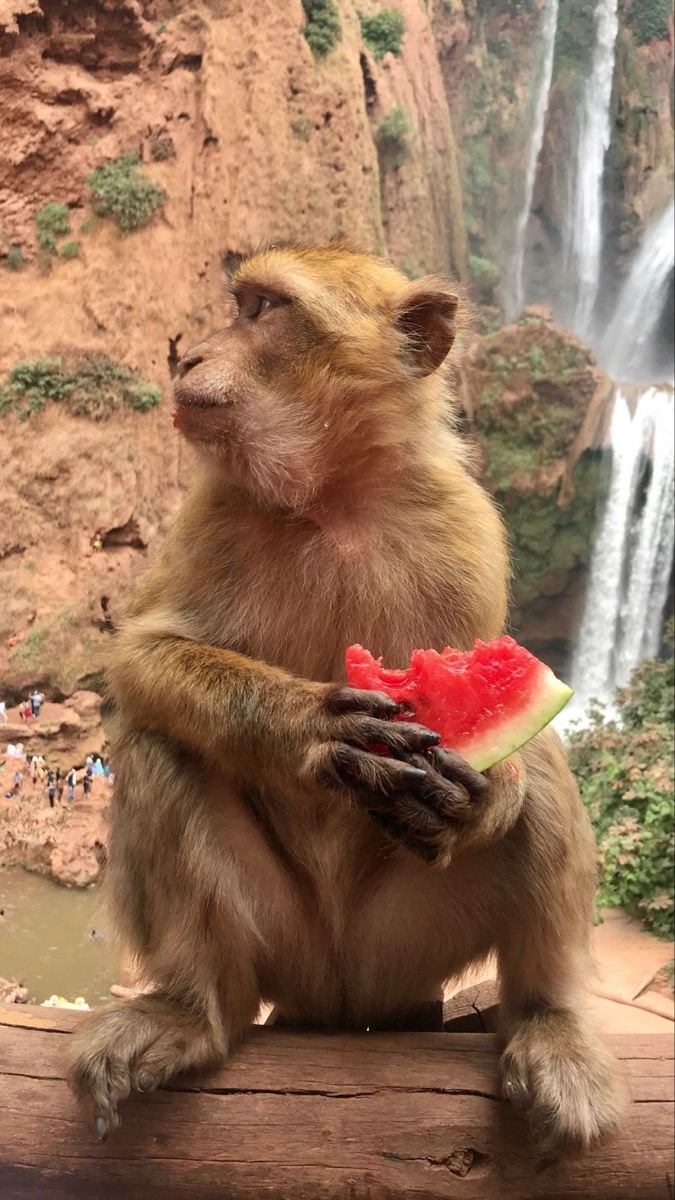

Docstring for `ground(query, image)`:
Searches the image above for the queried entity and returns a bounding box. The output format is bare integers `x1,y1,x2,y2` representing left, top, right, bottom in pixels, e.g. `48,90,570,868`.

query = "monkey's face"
173,244,459,509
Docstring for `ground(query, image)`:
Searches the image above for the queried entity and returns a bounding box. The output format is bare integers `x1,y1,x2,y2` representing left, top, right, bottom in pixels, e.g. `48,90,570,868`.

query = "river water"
0,867,116,1005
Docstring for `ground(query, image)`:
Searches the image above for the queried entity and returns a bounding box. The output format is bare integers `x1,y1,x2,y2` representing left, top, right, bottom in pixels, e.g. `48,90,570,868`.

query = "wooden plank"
0,1007,672,1199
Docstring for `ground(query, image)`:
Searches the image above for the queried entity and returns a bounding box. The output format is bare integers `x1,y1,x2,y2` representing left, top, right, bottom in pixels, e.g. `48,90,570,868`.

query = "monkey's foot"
501,1010,628,1154
67,995,225,1137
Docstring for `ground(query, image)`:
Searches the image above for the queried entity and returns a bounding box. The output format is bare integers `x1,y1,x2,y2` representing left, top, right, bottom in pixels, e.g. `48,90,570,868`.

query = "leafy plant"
88,156,167,232
36,203,70,253
359,9,405,60
568,645,675,939
0,354,161,421
624,0,671,44
301,0,341,57
376,105,412,168
150,135,175,161
5,245,25,271
60,240,80,259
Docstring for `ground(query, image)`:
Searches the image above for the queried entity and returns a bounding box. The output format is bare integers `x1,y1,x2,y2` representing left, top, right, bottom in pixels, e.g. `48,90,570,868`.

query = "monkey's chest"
207,534,453,682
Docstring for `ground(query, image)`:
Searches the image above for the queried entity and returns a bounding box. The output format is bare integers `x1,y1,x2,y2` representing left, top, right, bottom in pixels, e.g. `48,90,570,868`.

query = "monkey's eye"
247,295,273,320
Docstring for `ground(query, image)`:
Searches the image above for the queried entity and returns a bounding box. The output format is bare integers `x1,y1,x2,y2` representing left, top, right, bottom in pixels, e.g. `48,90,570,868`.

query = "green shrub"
376,105,412,168
88,156,167,232
568,648,675,939
5,245,25,271
36,203,70,252
625,0,671,44
359,9,405,60
0,353,161,421
60,240,80,259
302,0,341,57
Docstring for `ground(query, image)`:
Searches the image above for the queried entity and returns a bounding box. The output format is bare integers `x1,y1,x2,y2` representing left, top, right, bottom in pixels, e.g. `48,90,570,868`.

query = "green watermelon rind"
457,671,574,771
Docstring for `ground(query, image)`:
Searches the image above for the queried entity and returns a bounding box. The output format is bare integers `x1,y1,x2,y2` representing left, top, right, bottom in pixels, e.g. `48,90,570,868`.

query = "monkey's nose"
176,351,205,380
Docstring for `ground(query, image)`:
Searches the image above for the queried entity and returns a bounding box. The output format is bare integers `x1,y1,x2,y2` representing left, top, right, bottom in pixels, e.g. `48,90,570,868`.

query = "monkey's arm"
107,612,442,794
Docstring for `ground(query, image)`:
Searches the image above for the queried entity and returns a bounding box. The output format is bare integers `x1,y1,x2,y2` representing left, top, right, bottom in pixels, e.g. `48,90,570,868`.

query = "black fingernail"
95,1116,108,1141
425,732,441,745
403,766,427,782
137,1070,155,1092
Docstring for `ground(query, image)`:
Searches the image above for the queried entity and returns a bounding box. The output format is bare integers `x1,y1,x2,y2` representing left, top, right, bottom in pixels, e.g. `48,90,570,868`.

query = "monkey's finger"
326,743,428,797
325,686,400,719
428,747,490,799
369,806,454,866
339,715,441,755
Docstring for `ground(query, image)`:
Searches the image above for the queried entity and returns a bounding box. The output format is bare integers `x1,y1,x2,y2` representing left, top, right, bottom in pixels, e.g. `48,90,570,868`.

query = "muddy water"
0,867,117,1005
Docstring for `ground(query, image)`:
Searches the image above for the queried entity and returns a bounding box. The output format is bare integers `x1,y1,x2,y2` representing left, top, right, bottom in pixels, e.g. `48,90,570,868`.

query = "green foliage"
36,203,70,253
553,0,596,73
0,354,161,422
5,245,25,271
568,650,675,939
60,240,80,260
301,0,341,57
624,0,671,44
15,627,47,667
359,9,405,60
291,115,314,141
88,156,167,232
376,105,412,168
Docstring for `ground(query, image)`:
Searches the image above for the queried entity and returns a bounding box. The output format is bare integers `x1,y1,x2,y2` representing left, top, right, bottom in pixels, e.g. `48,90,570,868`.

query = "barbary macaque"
68,243,626,1150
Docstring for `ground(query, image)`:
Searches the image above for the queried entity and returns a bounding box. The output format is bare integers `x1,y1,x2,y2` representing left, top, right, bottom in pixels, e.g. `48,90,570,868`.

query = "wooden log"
0,1006,672,1199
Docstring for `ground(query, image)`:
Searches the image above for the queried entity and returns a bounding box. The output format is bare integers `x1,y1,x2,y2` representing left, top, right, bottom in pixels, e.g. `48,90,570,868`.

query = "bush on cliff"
36,203,71,253
302,0,341,57
568,636,675,940
359,10,405,60
88,156,166,232
376,106,412,168
0,354,161,421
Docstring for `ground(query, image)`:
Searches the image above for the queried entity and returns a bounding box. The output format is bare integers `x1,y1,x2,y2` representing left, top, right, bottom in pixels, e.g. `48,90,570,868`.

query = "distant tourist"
21,700,32,722
56,768,64,803
0,700,6,724
29,755,39,783
82,772,92,797
66,767,77,802
30,689,43,719
47,770,56,808
12,769,22,796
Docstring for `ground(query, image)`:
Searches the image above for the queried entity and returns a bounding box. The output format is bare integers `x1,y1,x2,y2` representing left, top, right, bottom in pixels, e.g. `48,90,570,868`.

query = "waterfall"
560,0,619,337
600,202,675,381
570,388,675,711
504,0,559,322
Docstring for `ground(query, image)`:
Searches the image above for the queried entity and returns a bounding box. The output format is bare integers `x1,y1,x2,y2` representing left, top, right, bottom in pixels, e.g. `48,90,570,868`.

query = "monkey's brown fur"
68,243,626,1151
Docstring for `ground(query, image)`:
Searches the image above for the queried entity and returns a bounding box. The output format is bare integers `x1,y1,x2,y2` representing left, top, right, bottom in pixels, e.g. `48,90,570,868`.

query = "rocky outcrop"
461,312,614,674
0,769,108,887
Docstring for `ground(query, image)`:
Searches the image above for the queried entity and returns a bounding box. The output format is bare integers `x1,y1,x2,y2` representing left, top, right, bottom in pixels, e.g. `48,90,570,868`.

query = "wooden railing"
0,997,672,1199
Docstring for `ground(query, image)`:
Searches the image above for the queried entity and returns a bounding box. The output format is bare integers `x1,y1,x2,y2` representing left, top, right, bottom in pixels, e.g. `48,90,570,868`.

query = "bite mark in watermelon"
345,636,573,772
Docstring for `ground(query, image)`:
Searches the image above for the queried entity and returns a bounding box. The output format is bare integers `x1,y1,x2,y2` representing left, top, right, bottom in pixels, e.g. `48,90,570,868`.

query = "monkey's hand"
303,685,447,803
361,749,526,868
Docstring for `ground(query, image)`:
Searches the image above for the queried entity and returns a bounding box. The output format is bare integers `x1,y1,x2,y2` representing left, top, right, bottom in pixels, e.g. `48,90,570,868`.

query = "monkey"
68,242,626,1152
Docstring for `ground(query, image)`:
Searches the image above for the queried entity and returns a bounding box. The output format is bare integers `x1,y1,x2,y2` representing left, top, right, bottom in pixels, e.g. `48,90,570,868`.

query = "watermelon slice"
344,636,573,772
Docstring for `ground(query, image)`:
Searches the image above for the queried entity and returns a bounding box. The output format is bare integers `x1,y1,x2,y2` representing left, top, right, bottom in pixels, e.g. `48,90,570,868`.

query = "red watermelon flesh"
344,636,573,772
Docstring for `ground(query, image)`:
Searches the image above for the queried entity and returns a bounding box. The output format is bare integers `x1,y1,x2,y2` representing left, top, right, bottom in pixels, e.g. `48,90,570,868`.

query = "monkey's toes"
428,747,489,799
324,686,399,718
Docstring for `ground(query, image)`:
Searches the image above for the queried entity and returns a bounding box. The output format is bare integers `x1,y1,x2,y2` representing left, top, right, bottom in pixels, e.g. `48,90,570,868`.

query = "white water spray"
600,202,675,381
570,387,675,712
560,0,619,337
504,0,559,322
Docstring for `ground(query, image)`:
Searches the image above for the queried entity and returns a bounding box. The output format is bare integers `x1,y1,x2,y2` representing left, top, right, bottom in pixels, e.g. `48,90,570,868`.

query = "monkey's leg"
67,732,261,1137
496,738,628,1154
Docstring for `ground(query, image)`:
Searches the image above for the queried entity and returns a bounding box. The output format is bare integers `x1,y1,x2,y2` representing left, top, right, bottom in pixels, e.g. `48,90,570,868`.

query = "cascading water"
600,202,675,382
569,388,675,712
504,0,559,322
560,0,619,337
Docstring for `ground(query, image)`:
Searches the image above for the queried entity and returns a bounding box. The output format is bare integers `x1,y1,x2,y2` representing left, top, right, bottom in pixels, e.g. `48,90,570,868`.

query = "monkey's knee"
67,994,227,1138
501,1009,628,1154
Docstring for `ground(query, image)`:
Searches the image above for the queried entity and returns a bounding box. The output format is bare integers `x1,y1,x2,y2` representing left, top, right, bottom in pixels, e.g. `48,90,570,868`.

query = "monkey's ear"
393,280,459,376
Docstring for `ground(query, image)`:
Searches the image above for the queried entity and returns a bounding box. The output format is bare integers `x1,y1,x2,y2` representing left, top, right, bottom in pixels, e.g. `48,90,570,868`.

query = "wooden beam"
0,1006,672,1199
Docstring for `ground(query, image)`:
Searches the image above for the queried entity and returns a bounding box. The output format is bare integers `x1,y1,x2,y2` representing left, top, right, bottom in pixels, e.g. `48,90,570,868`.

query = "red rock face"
0,0,469,697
